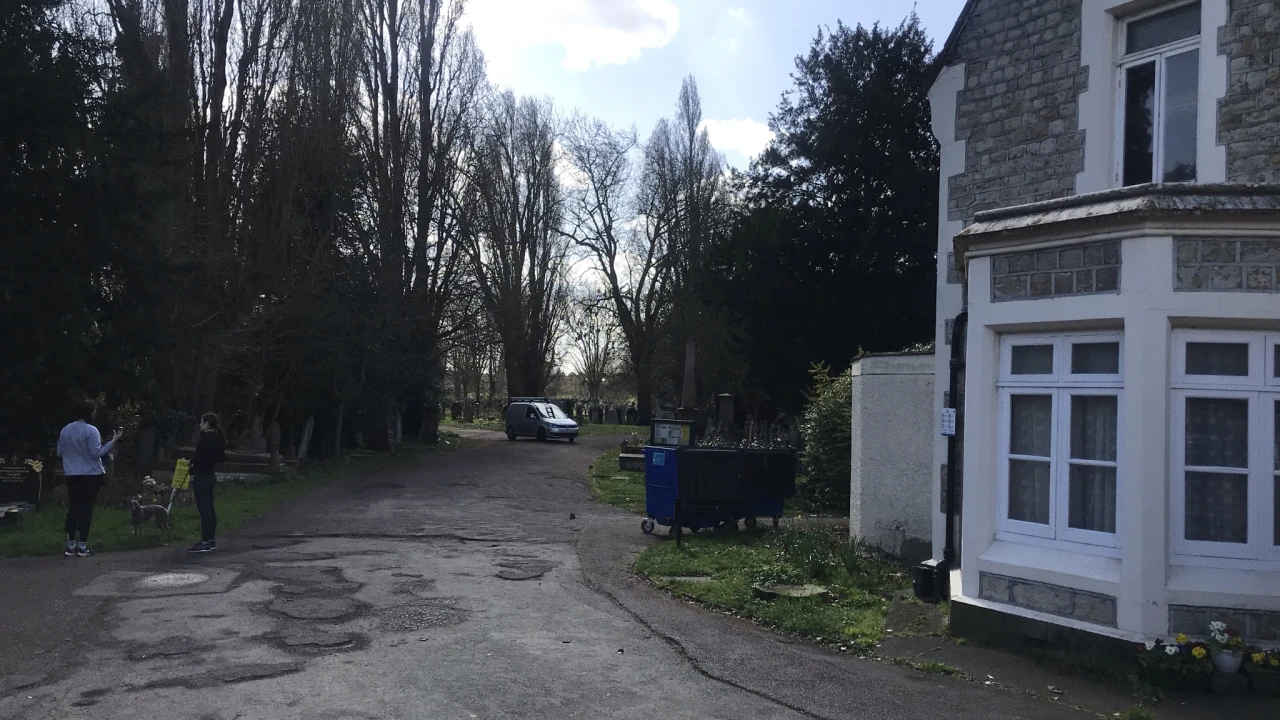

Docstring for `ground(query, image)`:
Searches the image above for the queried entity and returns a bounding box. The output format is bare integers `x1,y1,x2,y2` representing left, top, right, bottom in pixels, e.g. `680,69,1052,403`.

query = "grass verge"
633,524,909,652
0,433,468,558
587,448,646,513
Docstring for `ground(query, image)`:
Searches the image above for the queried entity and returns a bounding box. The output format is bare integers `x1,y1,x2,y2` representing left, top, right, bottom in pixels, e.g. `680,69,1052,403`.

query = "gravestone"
625,407,638,425
0,457,41,508
463,402,474,423
450,402,462,421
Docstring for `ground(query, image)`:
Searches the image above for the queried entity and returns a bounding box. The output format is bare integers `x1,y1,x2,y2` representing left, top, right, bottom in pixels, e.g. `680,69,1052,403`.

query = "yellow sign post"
171,458,191,490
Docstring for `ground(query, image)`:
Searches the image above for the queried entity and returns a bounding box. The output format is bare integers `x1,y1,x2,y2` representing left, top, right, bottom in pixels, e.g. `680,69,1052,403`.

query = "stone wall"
991,241,1121,301
1169,604,1280,641
1175,237,1280,292
1220,0,1280,183
979,572,1118,627
947,0,1088,223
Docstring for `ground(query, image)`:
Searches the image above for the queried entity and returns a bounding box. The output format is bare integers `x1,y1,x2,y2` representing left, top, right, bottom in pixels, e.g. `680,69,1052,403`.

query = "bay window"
1118,2,1200,186
1172,331,1280,563
998,334,1123,552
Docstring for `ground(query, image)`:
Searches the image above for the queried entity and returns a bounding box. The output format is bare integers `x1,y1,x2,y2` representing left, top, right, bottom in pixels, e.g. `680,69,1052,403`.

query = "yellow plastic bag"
171,458,191,490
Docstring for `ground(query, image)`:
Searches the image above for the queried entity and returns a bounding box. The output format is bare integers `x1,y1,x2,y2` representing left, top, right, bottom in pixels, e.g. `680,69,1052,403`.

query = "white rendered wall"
960,229,1280,640
849,353,936,561
929,63,967,561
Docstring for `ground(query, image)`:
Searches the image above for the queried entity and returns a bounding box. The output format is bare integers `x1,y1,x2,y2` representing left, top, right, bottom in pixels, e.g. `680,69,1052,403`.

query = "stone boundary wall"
1174,237,1280,292
990,241,1121,301
979,571,1118,627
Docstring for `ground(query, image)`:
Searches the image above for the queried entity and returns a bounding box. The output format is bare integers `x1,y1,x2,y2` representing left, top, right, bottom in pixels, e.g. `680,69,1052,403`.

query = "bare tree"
562,76,723,422
464,92,567,397
565,289,618,402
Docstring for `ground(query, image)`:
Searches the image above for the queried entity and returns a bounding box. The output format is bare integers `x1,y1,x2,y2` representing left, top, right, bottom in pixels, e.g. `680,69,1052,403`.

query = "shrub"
799,363,852,512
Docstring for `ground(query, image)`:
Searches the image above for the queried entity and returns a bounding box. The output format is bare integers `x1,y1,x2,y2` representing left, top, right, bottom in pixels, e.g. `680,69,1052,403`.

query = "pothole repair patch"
269,597,361,620
376,603,468,631
277,627,361,649
138,572,210,588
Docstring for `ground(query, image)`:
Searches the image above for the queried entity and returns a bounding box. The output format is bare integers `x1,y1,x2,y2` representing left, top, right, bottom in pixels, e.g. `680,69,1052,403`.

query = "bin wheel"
745,517,758,529
772,516,780,528
667,525,680,538
689,526,701,534
641,519,655,534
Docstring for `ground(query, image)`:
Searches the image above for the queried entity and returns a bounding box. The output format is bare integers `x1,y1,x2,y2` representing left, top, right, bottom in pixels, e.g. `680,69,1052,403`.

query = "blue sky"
465,0,968,169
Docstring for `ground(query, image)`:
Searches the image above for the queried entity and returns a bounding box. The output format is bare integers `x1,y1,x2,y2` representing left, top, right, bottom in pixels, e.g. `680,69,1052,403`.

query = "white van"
504,398,579,442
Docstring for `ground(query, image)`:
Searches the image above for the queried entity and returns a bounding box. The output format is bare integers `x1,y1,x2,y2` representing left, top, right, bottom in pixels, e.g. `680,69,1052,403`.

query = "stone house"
927,0,1280,651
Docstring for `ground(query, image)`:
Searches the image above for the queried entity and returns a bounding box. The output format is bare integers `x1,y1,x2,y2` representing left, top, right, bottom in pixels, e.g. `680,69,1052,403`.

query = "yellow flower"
1192,646,1207,659
1175,633,1189,644
1253,653,1266,664
1271,657,1279,667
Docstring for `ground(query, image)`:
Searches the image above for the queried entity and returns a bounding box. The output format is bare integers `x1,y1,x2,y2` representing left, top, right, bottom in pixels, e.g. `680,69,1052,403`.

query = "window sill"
979,538,1122,596
1167,563,1280,606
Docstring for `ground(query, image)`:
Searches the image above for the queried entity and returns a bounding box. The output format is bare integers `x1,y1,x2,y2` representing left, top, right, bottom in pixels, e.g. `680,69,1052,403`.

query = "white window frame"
997,333,1124,556
1113,1,1202,187
1170,331,1280,567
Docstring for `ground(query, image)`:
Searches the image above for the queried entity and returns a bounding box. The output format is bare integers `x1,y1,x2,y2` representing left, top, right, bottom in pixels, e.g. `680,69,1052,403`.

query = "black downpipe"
939,311,968,589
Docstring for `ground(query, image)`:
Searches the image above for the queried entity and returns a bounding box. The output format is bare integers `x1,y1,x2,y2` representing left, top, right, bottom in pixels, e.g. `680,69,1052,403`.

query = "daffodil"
1192,646,1207,659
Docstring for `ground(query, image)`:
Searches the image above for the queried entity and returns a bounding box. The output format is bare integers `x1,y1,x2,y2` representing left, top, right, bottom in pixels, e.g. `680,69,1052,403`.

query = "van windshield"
535,404,567,420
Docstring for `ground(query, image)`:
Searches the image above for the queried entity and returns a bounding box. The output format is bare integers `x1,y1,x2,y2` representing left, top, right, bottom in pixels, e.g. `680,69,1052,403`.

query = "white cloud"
467,0,679,82
727,7,747,21
700,118,773,162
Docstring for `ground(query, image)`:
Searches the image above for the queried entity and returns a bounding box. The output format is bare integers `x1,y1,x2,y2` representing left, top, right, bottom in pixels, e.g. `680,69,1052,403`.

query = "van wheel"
506,426,516,441
536,428,547,442
568,436,575,443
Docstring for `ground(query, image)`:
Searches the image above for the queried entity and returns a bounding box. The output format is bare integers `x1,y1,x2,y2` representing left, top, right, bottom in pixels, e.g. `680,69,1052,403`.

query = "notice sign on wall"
651,421,693,447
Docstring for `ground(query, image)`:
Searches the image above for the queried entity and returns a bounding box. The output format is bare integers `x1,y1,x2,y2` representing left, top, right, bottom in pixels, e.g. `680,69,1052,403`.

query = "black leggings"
192,474,217,542
64,475,104,543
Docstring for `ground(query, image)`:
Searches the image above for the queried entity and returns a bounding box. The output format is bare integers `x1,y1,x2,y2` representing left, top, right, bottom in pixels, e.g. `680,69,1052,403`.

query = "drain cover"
138,572,210,588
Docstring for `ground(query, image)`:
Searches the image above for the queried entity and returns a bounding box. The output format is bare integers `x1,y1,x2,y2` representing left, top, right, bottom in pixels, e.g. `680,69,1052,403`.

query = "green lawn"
587,448,647,513
0,433,469,558
441,417,638,437
633,524,909,652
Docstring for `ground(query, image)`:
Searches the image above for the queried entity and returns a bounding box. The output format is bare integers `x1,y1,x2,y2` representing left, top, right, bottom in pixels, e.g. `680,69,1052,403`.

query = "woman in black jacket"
188,413,226,553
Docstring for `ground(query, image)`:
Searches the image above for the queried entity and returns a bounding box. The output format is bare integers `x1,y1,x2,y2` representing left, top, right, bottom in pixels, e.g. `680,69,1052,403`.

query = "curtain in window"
1068,396,1118,533
1184,397,1249,543
1009,395,1052,524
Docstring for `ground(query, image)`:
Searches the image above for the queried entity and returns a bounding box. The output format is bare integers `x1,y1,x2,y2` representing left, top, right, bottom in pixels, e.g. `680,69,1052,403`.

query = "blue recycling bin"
640,446,793,538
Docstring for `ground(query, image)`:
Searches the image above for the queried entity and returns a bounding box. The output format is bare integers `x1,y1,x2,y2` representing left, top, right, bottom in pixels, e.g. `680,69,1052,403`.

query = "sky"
463,0,968,169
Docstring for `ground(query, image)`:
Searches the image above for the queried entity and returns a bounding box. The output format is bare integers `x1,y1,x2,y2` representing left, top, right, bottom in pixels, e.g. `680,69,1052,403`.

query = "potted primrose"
1245,649,1280,698
1208,621,1246,673
1136,635,1214,693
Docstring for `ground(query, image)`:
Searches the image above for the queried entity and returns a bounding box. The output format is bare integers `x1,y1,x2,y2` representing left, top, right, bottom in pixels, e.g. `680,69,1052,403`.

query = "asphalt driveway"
0,431,1091,720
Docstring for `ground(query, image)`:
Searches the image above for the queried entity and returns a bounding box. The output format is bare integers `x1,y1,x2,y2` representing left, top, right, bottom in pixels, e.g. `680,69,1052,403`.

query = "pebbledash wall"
929,0,1280,645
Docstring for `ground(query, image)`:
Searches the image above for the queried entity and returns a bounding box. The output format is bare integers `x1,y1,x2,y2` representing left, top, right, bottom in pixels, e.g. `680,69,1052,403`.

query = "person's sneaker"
64,542,76,557
75,544,93,557
206,541,217,552
187,541,213,554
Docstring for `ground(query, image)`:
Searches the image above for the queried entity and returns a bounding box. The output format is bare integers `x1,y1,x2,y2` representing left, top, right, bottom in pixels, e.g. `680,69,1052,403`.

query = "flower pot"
1249,672,1280,698
1144,668,1211,693
1210,671,1250,695
1212,650,1244,673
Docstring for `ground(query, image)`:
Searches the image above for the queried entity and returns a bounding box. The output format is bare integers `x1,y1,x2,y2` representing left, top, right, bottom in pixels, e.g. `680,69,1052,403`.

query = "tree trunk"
635,367,654,425
332,402,345,460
